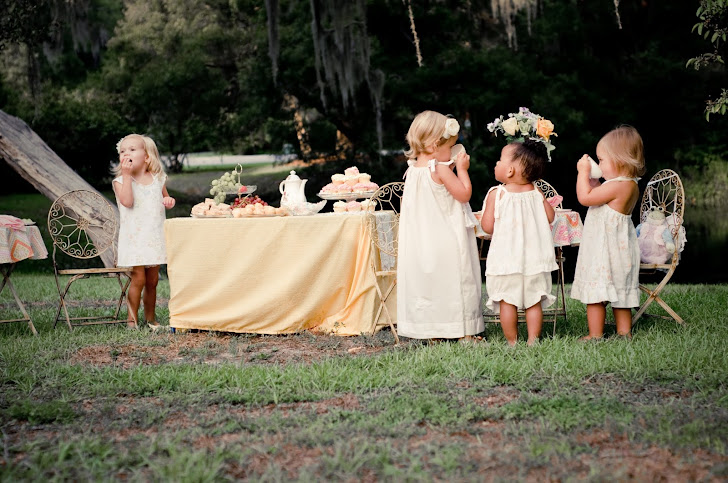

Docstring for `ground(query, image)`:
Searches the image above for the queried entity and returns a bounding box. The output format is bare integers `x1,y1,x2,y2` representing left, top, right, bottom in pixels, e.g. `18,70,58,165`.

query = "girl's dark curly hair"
511,139,548,182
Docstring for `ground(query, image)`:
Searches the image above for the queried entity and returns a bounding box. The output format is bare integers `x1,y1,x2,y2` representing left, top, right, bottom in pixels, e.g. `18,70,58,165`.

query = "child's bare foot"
579,335,603,342
614,332,632,340
126,321,139,330
459,335,485,345
527,337,540,346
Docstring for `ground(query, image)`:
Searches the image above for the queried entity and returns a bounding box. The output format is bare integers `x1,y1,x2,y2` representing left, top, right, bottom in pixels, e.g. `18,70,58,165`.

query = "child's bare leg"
127,266,146,327
613,307,632,337
582,302,606,340
524,303,543,345
499,302,518,346
142,266,160,325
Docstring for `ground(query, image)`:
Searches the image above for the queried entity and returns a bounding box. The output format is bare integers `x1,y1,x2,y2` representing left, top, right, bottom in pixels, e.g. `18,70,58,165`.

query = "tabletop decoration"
487,107,557,161
318,166,379,202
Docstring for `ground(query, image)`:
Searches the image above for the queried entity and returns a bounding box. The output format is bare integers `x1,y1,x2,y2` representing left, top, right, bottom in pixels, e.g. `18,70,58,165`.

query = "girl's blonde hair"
112,134,165,177
404,110,451,159
597,125,646,177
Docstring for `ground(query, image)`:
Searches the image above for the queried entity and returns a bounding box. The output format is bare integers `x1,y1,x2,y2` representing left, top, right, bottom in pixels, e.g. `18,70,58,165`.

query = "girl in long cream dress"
397,111,484,341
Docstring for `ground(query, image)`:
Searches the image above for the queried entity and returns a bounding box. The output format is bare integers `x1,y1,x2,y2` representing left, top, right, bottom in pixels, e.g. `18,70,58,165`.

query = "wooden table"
164,213,393,335
0,224,48,335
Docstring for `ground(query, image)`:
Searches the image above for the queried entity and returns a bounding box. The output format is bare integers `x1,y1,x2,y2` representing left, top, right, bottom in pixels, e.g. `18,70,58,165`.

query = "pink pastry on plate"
336,184,353,193
344,166,359,176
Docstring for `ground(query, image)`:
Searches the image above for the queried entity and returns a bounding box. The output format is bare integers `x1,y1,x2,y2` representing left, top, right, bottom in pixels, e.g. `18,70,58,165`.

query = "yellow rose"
536,118,555,140
501,117,518,137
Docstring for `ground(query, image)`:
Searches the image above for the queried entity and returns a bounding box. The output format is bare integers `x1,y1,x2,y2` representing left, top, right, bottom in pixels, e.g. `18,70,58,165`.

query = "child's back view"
397,111,484,341
481,140,558,345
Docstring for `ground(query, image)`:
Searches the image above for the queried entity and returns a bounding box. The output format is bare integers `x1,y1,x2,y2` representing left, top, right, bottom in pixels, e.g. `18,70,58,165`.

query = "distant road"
185,153,297,167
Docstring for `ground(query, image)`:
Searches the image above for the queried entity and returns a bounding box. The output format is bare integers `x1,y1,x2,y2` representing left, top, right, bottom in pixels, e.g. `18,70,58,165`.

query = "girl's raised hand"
455,151,470,172
120,159,133,177
162,196,176,209
576,154,591,174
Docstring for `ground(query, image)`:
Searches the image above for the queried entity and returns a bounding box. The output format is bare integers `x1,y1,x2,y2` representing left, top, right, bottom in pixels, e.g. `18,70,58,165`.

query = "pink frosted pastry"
358,173,371,183
333,201,347,213
344,166,359,176
346,201,362,212
360,199,375,212
320,183,336,193
344,175,358,186
365,182,379,191
336,184,353,193
331,173,345,185
352,182,370,192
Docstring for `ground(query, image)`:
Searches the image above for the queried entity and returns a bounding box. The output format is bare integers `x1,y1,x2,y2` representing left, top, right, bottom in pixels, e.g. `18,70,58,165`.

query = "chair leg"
372,276,398,343
633,266,682,325
113,273,132,322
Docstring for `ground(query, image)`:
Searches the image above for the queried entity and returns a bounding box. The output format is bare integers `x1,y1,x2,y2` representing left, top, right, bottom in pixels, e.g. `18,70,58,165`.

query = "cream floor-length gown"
396,162,484,339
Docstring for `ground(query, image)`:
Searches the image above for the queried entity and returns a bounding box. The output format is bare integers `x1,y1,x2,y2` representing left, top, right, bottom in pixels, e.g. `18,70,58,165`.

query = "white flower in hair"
442,118,460,139
115,137,126,154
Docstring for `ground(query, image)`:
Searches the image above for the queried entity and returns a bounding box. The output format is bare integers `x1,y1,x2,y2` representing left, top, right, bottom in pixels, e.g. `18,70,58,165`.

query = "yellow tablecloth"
165,214,392,335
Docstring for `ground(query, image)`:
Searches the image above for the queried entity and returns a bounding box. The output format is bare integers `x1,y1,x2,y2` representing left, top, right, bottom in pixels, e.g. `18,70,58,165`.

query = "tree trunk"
0,109,117,267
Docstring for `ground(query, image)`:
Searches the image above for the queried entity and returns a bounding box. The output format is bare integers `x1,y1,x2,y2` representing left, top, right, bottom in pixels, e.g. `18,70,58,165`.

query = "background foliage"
0,0,726,207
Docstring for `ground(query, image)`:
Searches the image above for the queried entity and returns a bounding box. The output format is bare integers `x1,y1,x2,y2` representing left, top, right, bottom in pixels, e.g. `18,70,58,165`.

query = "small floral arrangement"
487,107,557,161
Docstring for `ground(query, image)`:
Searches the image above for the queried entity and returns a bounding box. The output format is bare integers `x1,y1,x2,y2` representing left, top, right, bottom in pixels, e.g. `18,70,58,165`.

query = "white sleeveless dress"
570,177,640,308
113,174,168,267
484,185,558,312
396,160,484,339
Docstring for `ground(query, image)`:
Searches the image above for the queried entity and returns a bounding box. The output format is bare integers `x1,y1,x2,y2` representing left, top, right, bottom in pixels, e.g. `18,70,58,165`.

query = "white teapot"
279,170,308,205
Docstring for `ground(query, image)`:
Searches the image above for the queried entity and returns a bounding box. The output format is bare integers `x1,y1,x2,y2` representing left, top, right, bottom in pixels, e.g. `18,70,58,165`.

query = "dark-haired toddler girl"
480,139,558,345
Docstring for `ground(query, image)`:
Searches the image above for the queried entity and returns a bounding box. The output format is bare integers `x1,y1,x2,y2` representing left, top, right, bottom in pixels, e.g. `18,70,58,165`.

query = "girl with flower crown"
397,111,484,342
112,134,175,330
480,139,558,346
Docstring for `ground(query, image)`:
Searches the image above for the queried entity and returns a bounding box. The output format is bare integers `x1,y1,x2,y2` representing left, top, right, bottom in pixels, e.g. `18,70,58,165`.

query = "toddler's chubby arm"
162,183,176,209
480,189,496,235
435,150,472,203
113,161,135,208
575,154,620,207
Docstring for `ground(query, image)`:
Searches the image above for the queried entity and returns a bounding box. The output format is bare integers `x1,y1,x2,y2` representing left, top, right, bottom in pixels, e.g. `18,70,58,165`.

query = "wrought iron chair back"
47,190,132,330
363,182,404,343
633,169,686,325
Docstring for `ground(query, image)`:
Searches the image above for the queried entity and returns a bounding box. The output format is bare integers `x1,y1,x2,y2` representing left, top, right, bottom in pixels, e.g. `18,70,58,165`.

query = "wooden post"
0,109,118,267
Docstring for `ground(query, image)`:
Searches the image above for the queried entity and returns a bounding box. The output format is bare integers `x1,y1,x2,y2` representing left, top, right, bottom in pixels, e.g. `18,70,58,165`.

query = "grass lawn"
1,272,727,480
1,193,727,480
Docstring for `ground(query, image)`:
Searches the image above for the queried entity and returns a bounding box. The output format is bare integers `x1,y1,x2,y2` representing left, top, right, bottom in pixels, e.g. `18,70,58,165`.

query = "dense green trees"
1,0,726,198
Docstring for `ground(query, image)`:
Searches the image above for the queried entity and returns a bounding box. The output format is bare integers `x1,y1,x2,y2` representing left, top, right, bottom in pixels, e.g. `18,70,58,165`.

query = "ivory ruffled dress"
113,174,168,267
570,177,641,308
484,185,558,312
396,160,484,339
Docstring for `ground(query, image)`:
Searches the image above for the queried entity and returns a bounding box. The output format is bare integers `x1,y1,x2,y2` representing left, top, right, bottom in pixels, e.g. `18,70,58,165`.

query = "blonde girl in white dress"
481,139,558,346
571,125,646,340
397,111,484,341
112,134,176,329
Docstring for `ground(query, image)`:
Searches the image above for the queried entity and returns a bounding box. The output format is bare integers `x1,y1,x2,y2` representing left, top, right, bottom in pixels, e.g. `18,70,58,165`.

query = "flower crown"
441,118,460,140
487,107,557,161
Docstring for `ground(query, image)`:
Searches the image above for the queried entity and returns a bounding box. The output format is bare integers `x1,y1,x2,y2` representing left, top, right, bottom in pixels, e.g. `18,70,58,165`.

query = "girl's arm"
114,162,135,208
435,152,472,203
575,155,619,207
162,183,176,209
480,189,496,235
542,194,555,224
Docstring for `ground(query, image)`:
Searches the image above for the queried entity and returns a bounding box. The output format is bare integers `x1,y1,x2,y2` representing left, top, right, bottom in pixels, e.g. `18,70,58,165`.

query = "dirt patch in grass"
69,332,407,368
